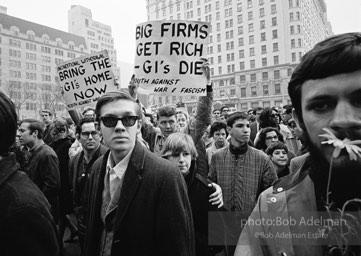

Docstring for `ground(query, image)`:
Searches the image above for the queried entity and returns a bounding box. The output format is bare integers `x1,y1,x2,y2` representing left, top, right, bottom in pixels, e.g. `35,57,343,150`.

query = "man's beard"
303,129,361,174
303,128,361,208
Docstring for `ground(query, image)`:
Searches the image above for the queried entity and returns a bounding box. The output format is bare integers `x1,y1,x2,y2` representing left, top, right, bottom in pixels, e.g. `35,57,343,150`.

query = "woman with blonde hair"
162,133,226,256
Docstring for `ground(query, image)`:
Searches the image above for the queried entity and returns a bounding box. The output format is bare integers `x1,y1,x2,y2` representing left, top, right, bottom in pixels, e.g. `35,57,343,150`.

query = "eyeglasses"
266,135,279,140
100,116,138,128
271,114,278,118
81,131,100,139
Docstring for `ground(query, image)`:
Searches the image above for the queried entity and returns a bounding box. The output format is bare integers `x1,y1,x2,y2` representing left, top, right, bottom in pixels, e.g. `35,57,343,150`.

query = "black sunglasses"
100,116,138,128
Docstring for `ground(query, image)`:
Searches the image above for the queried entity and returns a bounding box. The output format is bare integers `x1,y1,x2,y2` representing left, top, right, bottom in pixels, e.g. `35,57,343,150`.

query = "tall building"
146,0,332,112
0,9,89,119
68,5,120,80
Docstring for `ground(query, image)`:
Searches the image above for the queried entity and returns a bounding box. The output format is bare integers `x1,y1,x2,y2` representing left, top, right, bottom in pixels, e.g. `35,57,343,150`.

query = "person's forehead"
99,99,138,116
159,115,176,121
256,110,263,114
274,149,286,153
42,112,49,116
301,71,361,106
233,118,249,125
215,128,226,133
81,122,96,132
266,131,277,136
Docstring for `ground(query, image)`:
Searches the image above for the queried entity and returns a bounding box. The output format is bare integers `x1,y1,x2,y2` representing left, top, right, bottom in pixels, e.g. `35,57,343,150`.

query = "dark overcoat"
83,142,195,256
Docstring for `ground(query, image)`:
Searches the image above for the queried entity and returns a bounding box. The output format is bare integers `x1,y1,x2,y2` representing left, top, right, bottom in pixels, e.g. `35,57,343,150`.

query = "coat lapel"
112,142,145,233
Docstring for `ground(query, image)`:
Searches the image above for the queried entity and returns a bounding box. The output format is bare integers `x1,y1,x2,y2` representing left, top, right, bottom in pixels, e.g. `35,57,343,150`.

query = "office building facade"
68,5,120,80
0,9,89,119
146,0,332,112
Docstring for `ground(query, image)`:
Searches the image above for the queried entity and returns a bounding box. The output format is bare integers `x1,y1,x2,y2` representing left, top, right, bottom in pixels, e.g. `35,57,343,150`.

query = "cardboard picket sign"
133,20,210,96
57,50,117,111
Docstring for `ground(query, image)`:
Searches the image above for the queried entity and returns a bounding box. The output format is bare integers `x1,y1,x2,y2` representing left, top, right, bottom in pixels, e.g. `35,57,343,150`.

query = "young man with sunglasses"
68,117,107,251
83,92,195,256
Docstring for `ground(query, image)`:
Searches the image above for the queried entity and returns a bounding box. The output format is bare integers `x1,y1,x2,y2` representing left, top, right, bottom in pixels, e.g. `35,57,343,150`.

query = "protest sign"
133,20,210,96
57,50,116,111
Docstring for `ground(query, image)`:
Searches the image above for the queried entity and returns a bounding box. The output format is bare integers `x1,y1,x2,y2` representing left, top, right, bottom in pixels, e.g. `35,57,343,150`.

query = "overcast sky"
1,0,360,65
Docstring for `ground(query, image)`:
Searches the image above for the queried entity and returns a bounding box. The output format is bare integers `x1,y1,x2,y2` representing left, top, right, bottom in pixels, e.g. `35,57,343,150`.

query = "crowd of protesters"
1,32,361,256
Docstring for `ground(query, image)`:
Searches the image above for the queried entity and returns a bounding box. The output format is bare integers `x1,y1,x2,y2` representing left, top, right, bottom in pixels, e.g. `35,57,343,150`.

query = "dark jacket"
29,143,61,221
50,136,74,215
83,142,195,256
0,153,60,256
187,161,226,256
69,144,107,235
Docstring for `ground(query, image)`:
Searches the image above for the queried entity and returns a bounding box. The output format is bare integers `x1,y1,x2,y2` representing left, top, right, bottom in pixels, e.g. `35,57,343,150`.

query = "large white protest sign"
57,50,116,111
133,20,210,96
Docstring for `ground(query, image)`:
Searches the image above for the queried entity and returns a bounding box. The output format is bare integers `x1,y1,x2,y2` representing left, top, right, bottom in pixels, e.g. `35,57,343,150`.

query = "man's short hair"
220,106,229,112
209,121,228,138
288,32,361,124
265,141,288,156
157,106,176,121
50,117,68,134
20,119,44,139
42,109,52,116
95,91,141,122
252,106,264,115
82,107,95,116
0,92,18,155
213,109,220,114
255,127,285,151
75,117,96,135
226,111,249,128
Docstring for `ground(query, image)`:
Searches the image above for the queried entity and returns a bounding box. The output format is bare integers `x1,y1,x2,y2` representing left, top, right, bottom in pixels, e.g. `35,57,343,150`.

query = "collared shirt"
105,149,133,200
29,140,44,153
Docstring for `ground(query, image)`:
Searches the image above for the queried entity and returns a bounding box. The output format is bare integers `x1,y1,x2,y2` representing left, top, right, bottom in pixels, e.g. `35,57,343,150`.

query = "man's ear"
137,118,142,130
226,126,232,135
32,129,39,138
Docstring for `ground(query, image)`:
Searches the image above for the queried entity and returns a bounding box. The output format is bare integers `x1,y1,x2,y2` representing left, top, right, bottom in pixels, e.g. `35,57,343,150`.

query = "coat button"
270,197,277,203
277,187,283,192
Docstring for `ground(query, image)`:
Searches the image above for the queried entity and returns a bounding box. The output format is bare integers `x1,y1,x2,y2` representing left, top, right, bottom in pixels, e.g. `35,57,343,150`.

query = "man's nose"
330,101,361,130
114,120,126,131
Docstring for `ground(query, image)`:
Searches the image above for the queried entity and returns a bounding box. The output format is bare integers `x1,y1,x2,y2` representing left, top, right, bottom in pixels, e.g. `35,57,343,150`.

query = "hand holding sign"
200,57,211,84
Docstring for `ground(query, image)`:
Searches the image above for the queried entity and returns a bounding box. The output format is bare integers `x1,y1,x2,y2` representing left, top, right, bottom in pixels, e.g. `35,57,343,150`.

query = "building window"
239,61,245,70
260,20,265,29
251,86,257,96
271,4,277,14
218,67,222,75
275,83,281,94
239,49,245,58
263,84,269,95
240,75,246,83
230,89,236,95
289,0,293,8
238,37,244,46
248,23,254,32
287,68,293,76
259,8,265,17
247,0,252,8
248,11,253,20
291,39,295,48
292,52,296,62
262,58,267,67
241,88,246,97
249,35,255,44
272,17,277,26
238,26,243,34
218,56,222,63
249,47,255,56
262,72,268,80
237,3,242,11
250,59,255,68
273,55,279,65
290,12,294,21
237,14,243,23
261,45,267,54
272,30,278,38
251,73,256,82
290,26,294,35
274,70,280,79
218,44,221,52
